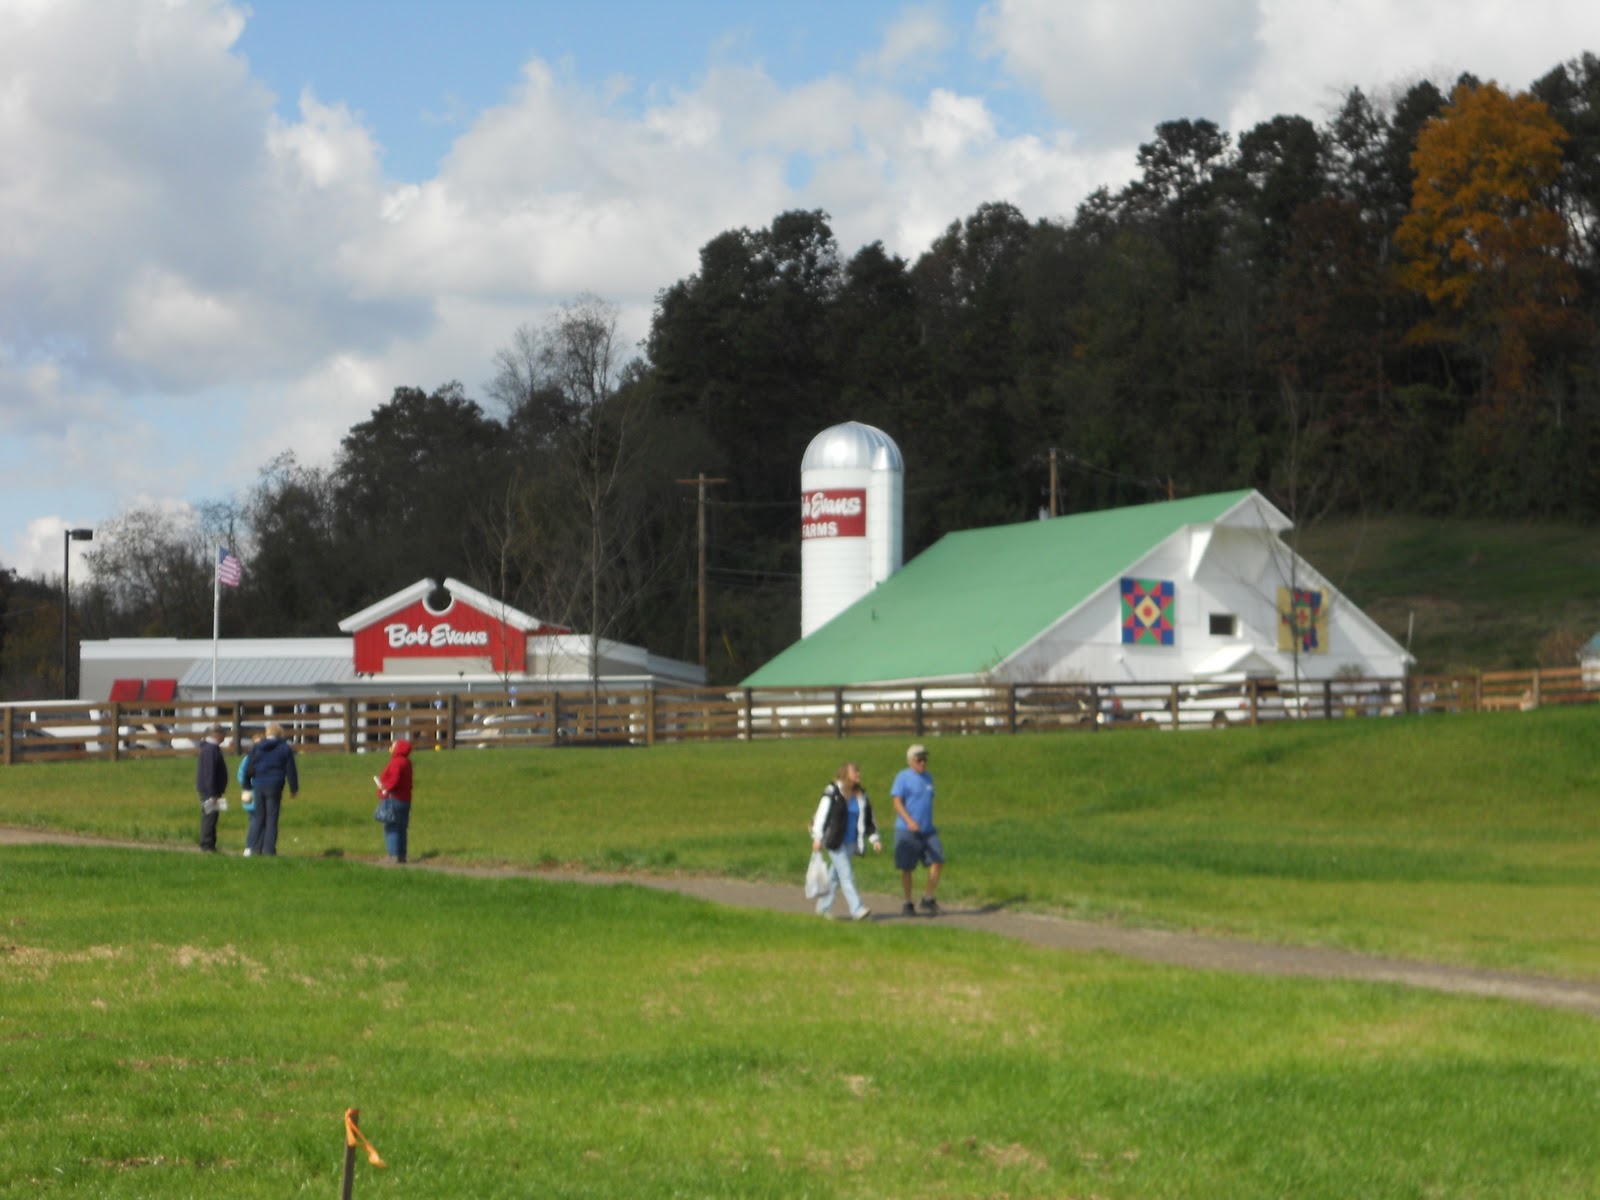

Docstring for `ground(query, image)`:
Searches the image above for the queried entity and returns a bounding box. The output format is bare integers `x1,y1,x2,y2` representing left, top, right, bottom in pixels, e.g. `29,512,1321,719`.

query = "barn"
742,489,1411,689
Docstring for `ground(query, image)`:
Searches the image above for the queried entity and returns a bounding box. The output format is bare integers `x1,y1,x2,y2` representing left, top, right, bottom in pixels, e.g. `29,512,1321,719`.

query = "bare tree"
80,504,217,636
485,323,582,449
486,294,684,719
468,468,573,691
1252,380,1365,696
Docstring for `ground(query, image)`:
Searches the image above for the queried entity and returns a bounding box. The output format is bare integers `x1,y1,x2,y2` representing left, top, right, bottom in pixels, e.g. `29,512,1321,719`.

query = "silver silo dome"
801,421,905,474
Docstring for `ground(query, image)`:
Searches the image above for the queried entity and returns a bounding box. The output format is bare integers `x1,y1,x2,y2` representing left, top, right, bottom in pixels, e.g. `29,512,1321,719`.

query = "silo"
800,421,904,637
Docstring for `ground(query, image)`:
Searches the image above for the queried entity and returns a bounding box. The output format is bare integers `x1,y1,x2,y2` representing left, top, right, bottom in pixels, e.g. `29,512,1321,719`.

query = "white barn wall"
999,523,1409,684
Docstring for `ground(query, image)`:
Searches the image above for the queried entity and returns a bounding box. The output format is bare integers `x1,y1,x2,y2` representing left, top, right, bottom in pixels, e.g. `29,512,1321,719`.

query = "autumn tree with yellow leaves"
1395,81,1582,406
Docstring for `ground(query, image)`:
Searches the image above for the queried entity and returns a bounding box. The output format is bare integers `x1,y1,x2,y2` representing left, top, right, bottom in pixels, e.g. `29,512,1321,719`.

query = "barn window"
1209,613,1237,637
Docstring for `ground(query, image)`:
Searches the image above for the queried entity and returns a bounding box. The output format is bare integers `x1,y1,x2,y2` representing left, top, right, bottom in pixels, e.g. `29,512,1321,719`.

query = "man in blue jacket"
243,722,299,857
194,725,229,852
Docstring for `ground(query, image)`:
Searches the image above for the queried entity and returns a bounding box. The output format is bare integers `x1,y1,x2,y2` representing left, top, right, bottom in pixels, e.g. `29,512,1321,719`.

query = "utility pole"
675,474,726,668
61,527,93,699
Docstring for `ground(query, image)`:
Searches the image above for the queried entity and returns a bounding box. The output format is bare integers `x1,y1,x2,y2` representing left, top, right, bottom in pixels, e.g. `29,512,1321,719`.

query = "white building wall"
800,464,877,638
79,634,705,702
999,525,1409,684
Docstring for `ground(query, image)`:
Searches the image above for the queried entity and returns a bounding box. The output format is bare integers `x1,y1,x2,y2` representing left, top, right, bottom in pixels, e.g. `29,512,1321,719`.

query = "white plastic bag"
804,851,829,899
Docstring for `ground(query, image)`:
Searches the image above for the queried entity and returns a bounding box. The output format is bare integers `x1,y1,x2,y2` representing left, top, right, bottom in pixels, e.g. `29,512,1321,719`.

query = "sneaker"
242,848,252,857
920,897,940,916
852,908,872,921
901,902,916,917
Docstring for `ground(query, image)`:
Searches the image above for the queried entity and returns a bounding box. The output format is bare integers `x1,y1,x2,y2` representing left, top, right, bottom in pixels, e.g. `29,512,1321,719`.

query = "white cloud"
859,7,955,78
265,89,384,191
912,87,997,159
16,515,93,582
0,0,429,407
976,0,1262,144
976,0,1600,151
1240,0,1600,131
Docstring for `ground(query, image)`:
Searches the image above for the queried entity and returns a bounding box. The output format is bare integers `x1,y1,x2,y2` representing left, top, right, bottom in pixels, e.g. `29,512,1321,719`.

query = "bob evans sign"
801,488,866,539
351,597,526,674
384,623,490,650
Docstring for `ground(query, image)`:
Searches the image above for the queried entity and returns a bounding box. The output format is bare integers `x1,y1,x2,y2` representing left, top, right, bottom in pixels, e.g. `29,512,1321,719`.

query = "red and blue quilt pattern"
1121,577,1175,645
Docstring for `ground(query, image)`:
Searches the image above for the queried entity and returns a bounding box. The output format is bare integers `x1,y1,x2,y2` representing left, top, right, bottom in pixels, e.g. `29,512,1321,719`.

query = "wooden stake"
341,1107,358,1200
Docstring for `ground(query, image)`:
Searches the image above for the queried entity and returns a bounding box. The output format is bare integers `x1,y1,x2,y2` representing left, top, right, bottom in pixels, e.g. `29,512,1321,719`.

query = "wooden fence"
3,667,1594,766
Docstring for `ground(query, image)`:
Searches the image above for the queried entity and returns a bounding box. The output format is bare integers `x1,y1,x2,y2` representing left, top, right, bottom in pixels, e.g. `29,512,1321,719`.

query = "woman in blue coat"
243,722,299,856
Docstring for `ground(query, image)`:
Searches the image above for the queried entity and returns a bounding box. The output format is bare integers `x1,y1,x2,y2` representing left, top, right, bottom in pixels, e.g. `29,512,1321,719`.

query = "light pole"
61,527,92,699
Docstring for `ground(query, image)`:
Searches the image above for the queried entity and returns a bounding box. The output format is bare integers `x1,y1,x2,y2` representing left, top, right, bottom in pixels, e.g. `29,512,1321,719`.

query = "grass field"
6,707,1600,974
6,844,1600,1198
1295,514,1600,672
6,710,1600,1196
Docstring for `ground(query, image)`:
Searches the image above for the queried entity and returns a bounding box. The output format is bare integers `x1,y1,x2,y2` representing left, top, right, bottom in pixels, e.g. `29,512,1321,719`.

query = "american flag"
218,546,243,588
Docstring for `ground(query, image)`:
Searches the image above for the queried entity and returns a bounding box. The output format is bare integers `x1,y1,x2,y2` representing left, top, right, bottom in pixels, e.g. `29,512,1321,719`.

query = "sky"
3,0,1598,581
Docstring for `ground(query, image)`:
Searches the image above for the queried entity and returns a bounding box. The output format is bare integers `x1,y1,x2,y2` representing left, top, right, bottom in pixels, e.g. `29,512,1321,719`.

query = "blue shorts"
894,829,944,871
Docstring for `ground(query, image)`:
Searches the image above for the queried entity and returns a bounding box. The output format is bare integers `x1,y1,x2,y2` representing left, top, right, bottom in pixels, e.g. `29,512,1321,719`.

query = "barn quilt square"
1121,577,1175,645
1277,586,1328,653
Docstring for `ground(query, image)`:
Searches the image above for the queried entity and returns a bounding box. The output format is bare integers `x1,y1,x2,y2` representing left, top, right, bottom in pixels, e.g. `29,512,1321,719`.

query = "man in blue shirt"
890,743,943,917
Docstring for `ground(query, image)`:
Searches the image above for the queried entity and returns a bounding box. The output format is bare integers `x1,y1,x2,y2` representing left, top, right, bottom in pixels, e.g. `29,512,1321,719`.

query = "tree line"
6,56,1600,696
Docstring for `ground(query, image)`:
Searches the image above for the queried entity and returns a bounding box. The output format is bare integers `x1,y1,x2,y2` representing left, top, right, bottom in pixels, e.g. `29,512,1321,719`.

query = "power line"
706,565,800,581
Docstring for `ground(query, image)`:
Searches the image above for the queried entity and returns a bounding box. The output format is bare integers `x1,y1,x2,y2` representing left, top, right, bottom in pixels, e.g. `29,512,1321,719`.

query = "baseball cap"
907,743,928,762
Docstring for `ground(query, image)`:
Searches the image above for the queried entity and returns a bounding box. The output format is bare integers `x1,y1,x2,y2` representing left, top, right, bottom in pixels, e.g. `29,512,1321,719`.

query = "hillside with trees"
6,57,1600,696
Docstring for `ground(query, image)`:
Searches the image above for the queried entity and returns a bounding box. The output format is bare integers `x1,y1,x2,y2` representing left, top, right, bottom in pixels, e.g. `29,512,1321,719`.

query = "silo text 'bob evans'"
801,489,866,539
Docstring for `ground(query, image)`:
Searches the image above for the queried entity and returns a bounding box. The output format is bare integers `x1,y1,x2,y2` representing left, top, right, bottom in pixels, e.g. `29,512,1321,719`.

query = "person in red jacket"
376,738,414,865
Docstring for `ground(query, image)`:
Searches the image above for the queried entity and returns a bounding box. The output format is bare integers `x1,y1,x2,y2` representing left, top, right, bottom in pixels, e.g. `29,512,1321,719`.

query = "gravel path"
7,825,1600,1017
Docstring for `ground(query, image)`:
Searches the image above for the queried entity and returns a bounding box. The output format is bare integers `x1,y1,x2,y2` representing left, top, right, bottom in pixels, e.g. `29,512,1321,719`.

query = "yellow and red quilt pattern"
1277,586,1328,653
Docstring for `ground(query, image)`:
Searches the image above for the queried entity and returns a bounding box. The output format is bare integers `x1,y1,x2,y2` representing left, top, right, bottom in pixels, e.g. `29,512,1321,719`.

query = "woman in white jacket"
810,760,882,920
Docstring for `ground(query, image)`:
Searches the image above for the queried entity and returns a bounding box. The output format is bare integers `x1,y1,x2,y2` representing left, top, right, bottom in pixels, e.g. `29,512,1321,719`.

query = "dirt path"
7,825,1600,1018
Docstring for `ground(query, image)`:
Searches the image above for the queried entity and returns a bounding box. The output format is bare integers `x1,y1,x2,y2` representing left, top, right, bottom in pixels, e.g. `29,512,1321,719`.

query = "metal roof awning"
1192,644,1280,679
177,657,360,690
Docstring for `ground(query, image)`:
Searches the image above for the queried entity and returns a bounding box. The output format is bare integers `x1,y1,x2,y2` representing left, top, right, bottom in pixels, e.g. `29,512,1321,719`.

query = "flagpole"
212,546,221,703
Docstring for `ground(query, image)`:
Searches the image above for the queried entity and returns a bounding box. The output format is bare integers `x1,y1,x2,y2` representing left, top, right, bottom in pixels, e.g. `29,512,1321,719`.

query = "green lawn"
7,711,1600,1196
5,708,1600,976
4,844,1600,1198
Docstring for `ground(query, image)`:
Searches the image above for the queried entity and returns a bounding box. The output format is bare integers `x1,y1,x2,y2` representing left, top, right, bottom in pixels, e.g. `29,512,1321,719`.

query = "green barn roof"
741,489,1258,688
